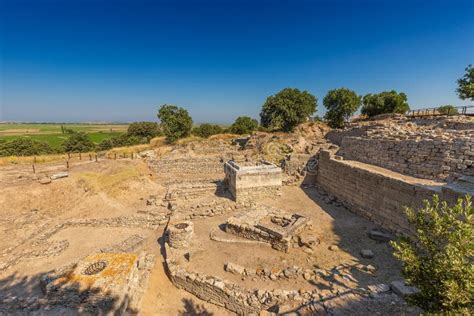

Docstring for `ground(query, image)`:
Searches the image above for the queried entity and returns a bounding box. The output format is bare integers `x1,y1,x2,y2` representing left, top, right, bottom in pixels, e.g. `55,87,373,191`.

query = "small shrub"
391,195,473,314
0,138,56,156
229,116,258,135
192,123,223,138
62,132,95,153
97,134,147,151
438,105,459,116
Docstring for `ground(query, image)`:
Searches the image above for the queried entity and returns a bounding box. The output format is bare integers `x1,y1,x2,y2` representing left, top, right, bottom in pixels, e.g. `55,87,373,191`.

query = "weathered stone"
225,262,245,275
38,177,52,184
50,172,68,180
391,280,420,297
369,230,393,242
360,249,374,259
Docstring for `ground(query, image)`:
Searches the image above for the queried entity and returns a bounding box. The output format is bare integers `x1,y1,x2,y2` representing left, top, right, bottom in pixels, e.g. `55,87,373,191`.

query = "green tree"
438,105,459,116
229,116,258,135
361,90,410,117
127,121,161,139
391,195,473,314
62,132,95,153
157,104,193,143
456,64,474,101
323,88,361,128
0,138,55,156
192,123,223,138
260,88,317,132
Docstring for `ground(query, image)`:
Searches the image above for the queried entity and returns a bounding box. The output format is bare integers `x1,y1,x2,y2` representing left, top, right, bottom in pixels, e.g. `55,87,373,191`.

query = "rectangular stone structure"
224,160,282,201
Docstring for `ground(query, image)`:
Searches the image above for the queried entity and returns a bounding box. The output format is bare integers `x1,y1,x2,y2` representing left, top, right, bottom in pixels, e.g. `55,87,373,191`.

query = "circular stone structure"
167,221,194,249
82,260,107,275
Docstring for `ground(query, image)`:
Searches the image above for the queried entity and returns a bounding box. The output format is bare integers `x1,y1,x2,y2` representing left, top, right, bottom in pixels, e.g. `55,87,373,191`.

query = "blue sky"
1,0,473,123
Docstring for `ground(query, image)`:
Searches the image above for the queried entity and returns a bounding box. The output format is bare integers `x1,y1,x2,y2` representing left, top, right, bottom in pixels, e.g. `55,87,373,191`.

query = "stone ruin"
225,207,310,252
224,160,282,201
40,252,155,313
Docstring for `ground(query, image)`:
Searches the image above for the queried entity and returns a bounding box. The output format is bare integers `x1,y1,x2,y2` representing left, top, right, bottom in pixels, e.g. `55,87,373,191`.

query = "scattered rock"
391,280,420,297
369,230,393,242
225,262,245,275
50,172,68,180
329,245,338,251
360,249,374,258
38,177,52,184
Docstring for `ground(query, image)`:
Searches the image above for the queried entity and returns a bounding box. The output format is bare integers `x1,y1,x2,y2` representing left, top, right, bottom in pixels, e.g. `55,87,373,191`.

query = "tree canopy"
456,64,474,101
62,132,96,153
323,88,361,128
192,123,223,138
260,88,317,132
157,104,193,143
229,116,259,135
0,138,55,156
361,90,410,117
127,121,161,139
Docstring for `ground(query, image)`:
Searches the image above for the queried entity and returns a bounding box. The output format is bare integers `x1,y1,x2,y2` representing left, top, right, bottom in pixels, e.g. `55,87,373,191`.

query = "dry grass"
77,164,147,196
0,152,97,166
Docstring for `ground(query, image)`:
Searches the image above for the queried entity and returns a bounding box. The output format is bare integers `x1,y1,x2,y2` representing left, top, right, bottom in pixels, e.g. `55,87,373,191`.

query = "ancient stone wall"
315,150,461,235
338,136,474,181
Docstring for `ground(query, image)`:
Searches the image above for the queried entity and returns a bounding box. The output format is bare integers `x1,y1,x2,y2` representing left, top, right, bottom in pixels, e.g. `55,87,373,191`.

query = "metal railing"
407,105,474,117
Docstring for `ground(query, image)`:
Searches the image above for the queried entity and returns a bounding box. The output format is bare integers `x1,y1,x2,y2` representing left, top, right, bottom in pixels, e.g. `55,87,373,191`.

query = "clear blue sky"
1,0,473,123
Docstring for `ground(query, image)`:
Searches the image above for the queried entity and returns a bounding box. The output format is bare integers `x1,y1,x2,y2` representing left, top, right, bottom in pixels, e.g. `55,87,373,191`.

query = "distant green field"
0,123,128,149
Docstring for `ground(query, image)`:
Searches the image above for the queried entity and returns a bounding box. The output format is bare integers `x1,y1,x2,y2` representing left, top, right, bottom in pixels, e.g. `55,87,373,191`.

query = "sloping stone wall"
315,151,461,235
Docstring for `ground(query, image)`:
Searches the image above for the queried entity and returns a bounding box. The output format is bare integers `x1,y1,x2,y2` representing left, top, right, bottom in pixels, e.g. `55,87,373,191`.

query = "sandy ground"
0,158,232,315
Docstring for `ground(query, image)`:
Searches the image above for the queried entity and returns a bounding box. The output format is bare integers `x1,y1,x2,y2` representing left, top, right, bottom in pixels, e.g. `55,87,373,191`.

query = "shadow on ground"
0,269,136,315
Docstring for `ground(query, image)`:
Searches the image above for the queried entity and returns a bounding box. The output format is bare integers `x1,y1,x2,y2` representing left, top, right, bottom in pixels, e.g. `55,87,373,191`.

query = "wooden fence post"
32,164,36,174
66,160,69,169
89,154,92,161
79,153,82,160
95,155,98,162
68,153,71,159
34,156,37,164
114,153,117,160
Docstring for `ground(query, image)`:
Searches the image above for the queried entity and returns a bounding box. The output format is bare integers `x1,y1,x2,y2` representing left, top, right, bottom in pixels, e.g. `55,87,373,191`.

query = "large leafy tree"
361,90,410,117
323,88,361,128
260,88,317,132
456,64,474,101
229,116,258,135
157,104,193,143
0,138,55,156
391,195,473,314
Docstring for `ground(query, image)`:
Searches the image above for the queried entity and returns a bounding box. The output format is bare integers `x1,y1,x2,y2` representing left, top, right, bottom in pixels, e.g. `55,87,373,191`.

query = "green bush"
192,123,223,138
260,88,317,132
157,104,193,143
323,88,361,128
361,90,410,117
0,138,56,156
97,134,147,151
229,116,259,135
391,195,473,314
62,132,96,153
438,105,459,116
127,121,161,139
